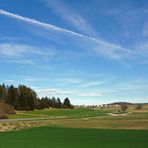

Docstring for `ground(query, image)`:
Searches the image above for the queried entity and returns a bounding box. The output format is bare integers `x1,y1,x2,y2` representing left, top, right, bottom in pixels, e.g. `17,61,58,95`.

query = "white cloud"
102,80,148,97
55,78,106,88
6,59,34,64
0,43,56,64
45,0,97,37
0,9,86,38
55,78,82,84
36,88,71,96
0,43,43,57
80,81,105,88
4,79,15,83
0,9,135,61
80,92,104,97
1,36,21,41
24,78,48,82
0,44,30,57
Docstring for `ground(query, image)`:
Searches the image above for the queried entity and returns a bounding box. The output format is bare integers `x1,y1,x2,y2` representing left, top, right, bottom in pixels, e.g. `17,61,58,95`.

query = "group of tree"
36,97,74,110
0,83,73,111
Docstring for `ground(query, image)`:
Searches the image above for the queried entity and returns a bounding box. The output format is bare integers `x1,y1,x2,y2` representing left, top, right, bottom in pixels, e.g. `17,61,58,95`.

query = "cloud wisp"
0,9,134,61
36,88,71,97
45,0,97,37
80,81,105,88
55,78,82,84
0,9,89,39
0,43,56,64
80,92,104,97
0,43,44,57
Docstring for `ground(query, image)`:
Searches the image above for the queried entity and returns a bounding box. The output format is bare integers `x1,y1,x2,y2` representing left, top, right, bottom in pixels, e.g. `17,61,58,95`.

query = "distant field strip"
8,108,109,119
0,115,148,132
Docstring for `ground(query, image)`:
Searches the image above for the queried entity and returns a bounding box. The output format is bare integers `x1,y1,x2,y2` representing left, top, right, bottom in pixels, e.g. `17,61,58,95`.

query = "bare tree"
120,103,128,112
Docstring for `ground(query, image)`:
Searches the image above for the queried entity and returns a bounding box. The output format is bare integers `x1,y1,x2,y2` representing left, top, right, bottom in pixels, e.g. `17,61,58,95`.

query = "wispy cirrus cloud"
80,81,105,88
80,92,104,97
99,79,148,100
0,45,27,58
36,88,71,97
0,43,40,57
0,9,135,61
0,43,56,64
44,0,97,37
0,9,86,38
4,79,15,83
98,4,148,58
1,36,22,41
55,78,106,87
55,78,82,84
36,87,104,98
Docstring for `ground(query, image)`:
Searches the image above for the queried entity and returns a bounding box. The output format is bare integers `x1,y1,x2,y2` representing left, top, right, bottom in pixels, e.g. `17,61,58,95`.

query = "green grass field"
0,105,145,132
1,105,148,147
8,108,108,119
0,127,148,148
4,105,148,131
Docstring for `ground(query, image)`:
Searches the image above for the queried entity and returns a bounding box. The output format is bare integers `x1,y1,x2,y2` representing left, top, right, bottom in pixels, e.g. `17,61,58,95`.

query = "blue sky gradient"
0,0,148,104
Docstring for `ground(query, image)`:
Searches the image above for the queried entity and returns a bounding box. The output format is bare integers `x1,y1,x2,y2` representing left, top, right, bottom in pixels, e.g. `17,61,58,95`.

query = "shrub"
135,104,143,110
0,114,8,119
0,101,15,115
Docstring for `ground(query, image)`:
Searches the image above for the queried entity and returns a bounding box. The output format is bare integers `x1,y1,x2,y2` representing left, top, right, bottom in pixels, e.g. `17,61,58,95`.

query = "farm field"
0,105,148,147
0,105,147,132
8,108,109,119
8,104,148,119
1,0,148,147
0,127,148,148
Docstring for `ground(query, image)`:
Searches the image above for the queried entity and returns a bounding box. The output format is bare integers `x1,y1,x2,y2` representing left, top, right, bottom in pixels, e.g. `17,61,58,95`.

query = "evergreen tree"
6,85,18,106
63,98,73,108
0,83,74,110
57,97,62,108
0,85,3,102
0,84,7,102
51,96,57,108
14,85,36,111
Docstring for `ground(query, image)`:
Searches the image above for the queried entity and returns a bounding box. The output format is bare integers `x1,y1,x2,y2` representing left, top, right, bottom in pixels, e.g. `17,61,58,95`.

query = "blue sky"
0,0,148,105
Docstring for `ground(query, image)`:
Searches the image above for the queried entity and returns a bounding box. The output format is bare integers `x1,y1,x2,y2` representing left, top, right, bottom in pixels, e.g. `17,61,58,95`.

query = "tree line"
0,84,73,111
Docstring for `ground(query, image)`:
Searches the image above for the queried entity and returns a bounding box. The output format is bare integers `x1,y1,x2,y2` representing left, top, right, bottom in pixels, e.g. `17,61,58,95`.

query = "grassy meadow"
0,127,148,148
2,105,147,130
8,107,109,119
0,104,148,147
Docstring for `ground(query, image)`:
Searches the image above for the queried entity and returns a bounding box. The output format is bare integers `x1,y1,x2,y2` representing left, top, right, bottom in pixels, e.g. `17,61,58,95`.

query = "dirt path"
108,112,131,116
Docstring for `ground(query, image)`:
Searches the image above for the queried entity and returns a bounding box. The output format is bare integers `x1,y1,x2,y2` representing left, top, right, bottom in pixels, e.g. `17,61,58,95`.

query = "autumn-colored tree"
120,103,128,112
